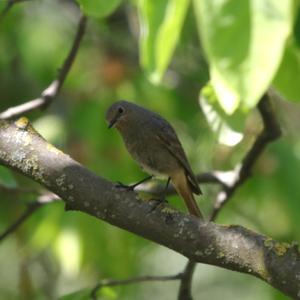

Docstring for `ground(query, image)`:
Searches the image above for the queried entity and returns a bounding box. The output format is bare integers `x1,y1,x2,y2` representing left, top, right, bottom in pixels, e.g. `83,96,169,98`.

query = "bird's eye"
118,106,124,114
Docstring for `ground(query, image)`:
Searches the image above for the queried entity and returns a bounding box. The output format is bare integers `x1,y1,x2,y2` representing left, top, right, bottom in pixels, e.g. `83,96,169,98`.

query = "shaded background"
0,0,299,299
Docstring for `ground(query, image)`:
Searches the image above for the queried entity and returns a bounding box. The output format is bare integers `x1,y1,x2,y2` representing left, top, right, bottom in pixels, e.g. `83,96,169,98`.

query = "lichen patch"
264,238,290,256
56,174,66,187
15,117,30,129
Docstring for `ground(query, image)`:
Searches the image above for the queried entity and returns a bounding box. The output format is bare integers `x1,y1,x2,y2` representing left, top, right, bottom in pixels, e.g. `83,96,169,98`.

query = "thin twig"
90,274,183,300
177,260,197,300
0,0,29,21
0,193,60,242
0,14,87,120
0,202,41,241
0,183,38,194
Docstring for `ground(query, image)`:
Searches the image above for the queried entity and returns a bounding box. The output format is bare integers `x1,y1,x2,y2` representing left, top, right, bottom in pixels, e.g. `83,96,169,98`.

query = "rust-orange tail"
171,170,204,219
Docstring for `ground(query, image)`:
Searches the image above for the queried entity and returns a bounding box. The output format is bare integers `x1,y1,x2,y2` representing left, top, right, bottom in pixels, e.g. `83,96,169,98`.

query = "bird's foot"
147,197,174,223
148,196,168,212
115,181,136,191
115,176,153,191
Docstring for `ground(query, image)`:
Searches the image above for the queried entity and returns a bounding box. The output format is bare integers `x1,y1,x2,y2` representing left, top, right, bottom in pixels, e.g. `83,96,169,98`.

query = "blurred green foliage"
0,0,300,299
137,0,190,83
77,0,122,18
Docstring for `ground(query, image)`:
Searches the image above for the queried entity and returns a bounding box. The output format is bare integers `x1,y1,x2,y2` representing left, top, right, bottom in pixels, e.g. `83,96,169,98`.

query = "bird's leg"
115,175,153,191
160,177,171,202
148,177,171,212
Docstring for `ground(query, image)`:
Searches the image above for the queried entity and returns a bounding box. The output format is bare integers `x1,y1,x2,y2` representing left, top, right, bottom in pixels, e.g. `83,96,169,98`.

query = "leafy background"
0,0,300,299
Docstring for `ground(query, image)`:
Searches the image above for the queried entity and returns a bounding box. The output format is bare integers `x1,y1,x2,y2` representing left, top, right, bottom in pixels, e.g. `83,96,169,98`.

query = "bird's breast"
139,162,167,177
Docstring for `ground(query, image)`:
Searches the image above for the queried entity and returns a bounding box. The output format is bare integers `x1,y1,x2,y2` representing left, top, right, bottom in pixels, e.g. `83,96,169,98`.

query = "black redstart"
105,100,203,219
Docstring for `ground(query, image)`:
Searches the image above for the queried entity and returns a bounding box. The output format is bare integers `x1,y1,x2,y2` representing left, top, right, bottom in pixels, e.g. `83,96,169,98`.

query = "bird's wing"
155,119,202,195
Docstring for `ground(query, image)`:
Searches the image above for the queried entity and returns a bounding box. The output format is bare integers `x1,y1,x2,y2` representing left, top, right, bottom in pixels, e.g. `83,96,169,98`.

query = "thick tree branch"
0,14,87,120
0,118,298,299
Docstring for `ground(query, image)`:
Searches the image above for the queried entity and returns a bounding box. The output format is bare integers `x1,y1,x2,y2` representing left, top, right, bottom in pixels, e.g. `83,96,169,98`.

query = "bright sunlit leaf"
138,0,190,83
200,84,244,146
101,287,118,299
55,229,82,276
77,0,122,18
273,40,300,102
194,0,293,114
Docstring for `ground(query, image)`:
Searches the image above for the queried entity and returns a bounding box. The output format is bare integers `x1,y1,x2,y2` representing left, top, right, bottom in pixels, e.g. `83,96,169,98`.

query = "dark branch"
0,14,87,120
0,183,38,195
91,274,182,300
0,0,29,21
0,119,298,299
0,192,59,242
55,14,87,94
177,260,197,300
210,93,281,220
0,202,40,242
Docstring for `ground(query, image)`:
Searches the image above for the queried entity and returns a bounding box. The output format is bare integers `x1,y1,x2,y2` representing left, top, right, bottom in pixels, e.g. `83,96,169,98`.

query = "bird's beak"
108,117,117,129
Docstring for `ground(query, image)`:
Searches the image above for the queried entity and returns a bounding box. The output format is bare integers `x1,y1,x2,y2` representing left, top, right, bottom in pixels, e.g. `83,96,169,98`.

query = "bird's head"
105,100,136,130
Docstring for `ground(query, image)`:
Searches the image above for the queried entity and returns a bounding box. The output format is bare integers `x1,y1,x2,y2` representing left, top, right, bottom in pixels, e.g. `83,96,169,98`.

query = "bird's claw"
147,197,174,223
148,196,168,212
115,181,135,191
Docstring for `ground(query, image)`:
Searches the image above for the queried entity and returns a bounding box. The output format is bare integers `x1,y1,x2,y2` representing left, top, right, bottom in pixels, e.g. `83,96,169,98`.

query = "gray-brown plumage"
105,100,203,219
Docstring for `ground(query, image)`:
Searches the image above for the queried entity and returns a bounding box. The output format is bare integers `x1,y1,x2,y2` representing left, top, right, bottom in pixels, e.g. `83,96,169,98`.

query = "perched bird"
105,100,203,219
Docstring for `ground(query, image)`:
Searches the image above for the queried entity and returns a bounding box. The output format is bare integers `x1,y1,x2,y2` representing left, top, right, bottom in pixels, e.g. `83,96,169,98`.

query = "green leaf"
194,0,293,114
273,40,300,102
138,0,190,83
77,0,122,18
101,287,118,299
0,166,17,188
200,84,244,146
59,289,90,300
60,287,117,300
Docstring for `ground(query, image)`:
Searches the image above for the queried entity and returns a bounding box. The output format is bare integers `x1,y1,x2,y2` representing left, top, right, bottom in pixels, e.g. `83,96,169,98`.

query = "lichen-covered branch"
0,118,299,299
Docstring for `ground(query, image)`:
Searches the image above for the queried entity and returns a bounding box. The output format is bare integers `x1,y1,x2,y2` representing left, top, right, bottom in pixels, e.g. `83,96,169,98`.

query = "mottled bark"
0,118,299,299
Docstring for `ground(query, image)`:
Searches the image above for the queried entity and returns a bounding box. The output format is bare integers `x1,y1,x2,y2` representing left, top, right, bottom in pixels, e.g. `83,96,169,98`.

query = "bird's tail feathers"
171,170,204,219
187,173,202,195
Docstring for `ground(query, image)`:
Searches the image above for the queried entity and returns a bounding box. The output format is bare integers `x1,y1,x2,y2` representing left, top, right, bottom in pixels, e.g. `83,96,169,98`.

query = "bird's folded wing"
156,125,202,195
